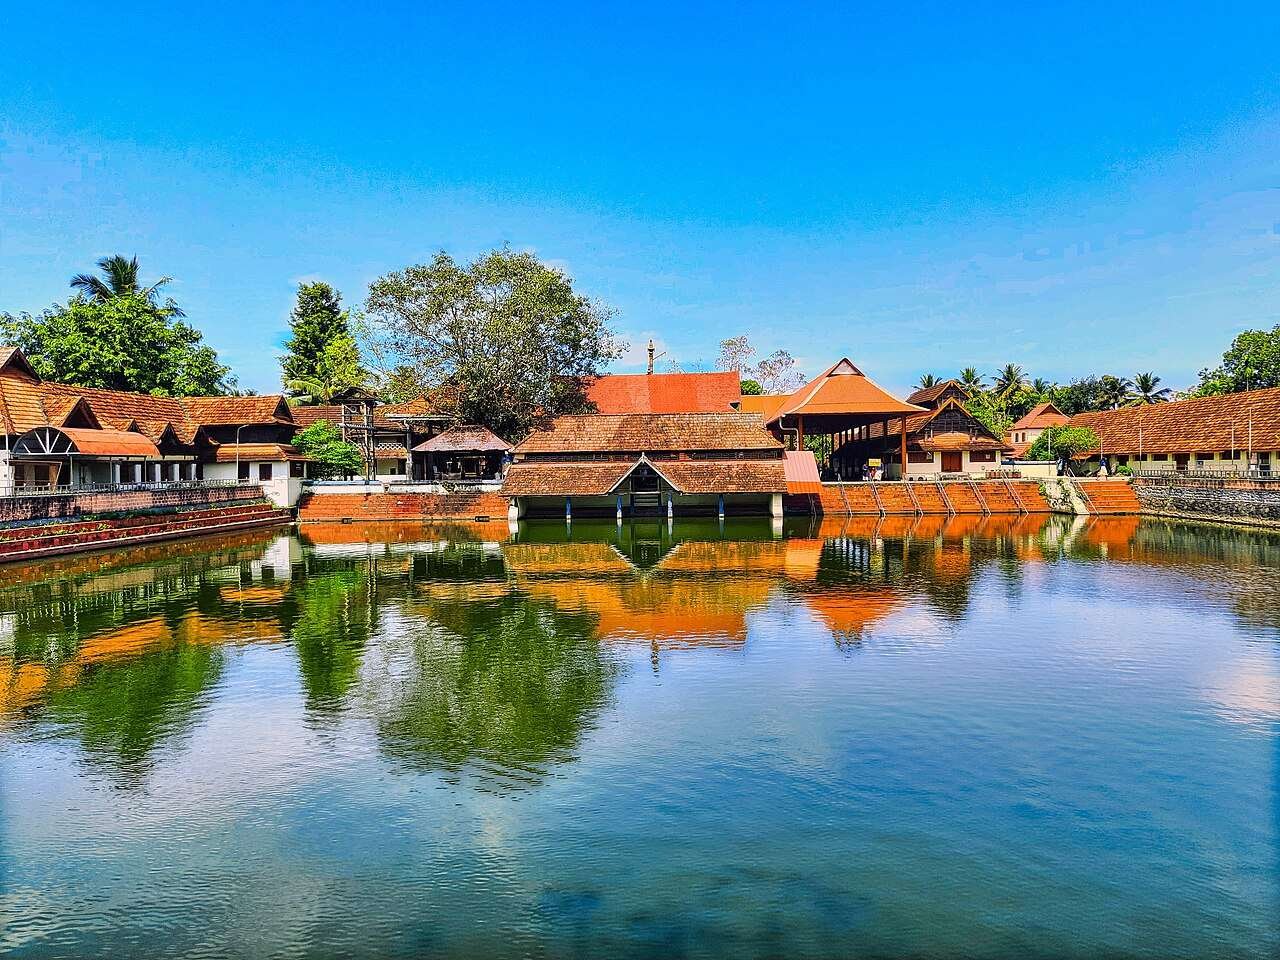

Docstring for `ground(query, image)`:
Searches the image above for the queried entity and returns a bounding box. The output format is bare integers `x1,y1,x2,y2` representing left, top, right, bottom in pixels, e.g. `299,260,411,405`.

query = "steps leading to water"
1076,479,1142,515
809,479,1052,516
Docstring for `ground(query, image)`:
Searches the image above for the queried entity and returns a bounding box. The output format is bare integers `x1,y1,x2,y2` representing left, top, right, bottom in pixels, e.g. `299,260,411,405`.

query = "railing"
1130,467,1276,480
1,479,260,498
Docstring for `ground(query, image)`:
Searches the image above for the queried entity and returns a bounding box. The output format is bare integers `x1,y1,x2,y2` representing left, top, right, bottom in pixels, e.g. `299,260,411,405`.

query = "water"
2,515,1277,958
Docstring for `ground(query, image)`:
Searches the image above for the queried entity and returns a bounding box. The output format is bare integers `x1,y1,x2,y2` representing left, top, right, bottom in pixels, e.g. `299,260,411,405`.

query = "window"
1152,453,1168,462
969,450,996,463
908,451,933,463
258,462,273,481
290,460,306,478
237,461,251,481
1220,450,1240,460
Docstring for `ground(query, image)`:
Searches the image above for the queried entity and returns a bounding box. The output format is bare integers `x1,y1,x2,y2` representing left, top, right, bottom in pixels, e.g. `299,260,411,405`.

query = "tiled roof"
180,395,292,426
852,400,1010,451
770,359,923,422
1011,401,1069,431
288,405,344,428
586,371,741,414
905,380,969,407
379,393,455,419
514,413,782,454
501,461,634,496
656,459,787,494
412,424,511,453
736,394,789,421
210,443,307,462
58,427,162,458
1068,387,1280,454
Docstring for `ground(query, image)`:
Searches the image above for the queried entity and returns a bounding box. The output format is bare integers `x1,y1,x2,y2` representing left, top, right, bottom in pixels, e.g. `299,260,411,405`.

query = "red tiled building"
586,371,741,414
1007,401,1069,459
501,412,787,519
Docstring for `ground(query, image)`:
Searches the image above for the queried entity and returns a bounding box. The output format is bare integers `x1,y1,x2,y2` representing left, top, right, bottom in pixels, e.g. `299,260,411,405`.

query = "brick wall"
0,484,266,525
1132,476,1280,528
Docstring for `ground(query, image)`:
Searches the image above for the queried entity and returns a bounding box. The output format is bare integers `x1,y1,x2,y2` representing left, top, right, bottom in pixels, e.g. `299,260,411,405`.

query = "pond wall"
1132,476,1280,528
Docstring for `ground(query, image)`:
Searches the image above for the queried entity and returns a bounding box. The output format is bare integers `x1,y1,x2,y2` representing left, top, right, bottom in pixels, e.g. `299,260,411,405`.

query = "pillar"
900,416,909,481
796,416,805,452
717,493,725,518
617,494,623,523
507,497,520,522
667,493,674,519
770,492,783,518
565,496,572,521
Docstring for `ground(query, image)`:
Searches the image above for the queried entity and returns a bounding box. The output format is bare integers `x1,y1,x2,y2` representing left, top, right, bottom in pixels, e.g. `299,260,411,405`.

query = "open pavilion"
739,359,925,480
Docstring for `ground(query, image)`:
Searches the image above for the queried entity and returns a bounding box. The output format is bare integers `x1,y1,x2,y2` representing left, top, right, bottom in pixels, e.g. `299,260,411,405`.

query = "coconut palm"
1129,372,1172,405
958,366,985,392
915,373,938,390
70,255,185,317
1031,377,1053,395
1098,374,1135,409
992,363,1028,400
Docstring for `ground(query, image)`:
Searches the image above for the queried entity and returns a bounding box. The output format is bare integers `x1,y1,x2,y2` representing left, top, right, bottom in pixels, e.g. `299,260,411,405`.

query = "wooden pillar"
899,416,909,480
796,416,805,452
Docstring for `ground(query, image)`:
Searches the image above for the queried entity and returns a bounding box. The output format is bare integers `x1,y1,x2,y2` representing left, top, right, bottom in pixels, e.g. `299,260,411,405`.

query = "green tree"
915,373,938,390
70,254,184,317
1027,425,1099,465
1129,372,1172,405
1195,325,1280,395
281,282,356,391
992,363,1028,400
284,334,365,405
965,392,1013,438
959,366,985,392
1051,376,1107,414
1098,374,1134,409
363,249,621,439
0,295,234,395
739,378,764,395
292,420,364,478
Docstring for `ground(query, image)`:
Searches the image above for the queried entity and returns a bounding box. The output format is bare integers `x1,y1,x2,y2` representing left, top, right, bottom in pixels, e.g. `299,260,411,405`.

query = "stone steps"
297,491,510,522
1079,480,1142,514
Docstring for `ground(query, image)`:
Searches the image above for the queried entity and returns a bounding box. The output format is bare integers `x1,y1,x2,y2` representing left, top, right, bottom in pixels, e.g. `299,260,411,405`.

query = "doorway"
941,451,962,473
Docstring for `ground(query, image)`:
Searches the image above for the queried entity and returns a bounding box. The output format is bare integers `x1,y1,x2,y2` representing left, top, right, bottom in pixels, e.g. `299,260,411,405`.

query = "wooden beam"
900,415,909,480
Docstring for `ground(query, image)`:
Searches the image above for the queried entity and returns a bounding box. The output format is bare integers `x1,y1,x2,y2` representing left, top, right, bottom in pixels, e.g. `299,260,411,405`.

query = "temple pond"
2,515,1277,958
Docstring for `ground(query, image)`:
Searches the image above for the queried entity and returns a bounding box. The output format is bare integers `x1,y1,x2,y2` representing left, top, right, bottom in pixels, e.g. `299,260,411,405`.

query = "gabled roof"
586,371,741,414
210,442,308,463
500,455,786,496
769,359,923,423
412,424,511,453
906,379,970,408
1011,401,1069,431
0,346,39,382
852,399,1010,451
1068,387,1280,454
513,413,783,455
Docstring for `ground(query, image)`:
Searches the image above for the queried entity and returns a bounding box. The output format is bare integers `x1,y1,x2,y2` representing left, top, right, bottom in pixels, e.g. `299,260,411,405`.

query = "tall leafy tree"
70,254,184,317
1129,372,1172,405
1,295,234,395
1195,325,1280,395
915,373,938,390
284,333,365,405
716,335,755,373
958,366,985,392
363,249,621,439
1098,374,1134,409
992,363,1028,400
282,282,357,391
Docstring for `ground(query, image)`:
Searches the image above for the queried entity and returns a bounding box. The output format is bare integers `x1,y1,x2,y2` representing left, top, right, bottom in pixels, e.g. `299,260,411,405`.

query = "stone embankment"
1131,475,1280,528
296,491,510,523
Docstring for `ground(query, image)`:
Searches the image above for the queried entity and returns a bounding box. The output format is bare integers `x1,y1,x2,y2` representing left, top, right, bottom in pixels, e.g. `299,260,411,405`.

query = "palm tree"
1031,377,1053,395
992,363,1028,400
915,373,938,390
1098,374,1135,409
71,255,184,317
958,366,985,392
1129,372,1172,405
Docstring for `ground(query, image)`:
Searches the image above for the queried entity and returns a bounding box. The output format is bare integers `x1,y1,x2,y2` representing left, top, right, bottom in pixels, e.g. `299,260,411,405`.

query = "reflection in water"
2,514,1278,957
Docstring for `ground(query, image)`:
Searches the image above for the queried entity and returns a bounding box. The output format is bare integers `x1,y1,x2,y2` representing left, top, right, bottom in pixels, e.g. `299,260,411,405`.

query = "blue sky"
2,1,1279,394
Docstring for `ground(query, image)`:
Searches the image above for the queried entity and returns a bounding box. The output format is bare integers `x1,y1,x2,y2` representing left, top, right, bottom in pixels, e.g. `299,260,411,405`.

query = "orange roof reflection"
805,591,902,637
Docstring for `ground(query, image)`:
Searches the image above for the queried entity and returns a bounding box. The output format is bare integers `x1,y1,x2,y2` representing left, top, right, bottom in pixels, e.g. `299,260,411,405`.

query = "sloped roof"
783,450,822,494
412,424,510,453
736,393,789,421
1011,401,1069,431
379,393,455,419
1068,387,1280,454
769,359,923,422
287,405,343,428
57,427,162,457
210,442,307,463
586,371,741,414
906,379,970,408
851,399,1010,451
514,413,782,455
180,395,292,426
501,461,635,496
656,459,786,494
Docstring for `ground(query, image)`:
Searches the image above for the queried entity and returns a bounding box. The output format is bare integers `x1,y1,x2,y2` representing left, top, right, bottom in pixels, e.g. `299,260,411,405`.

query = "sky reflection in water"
2,515,1278,958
